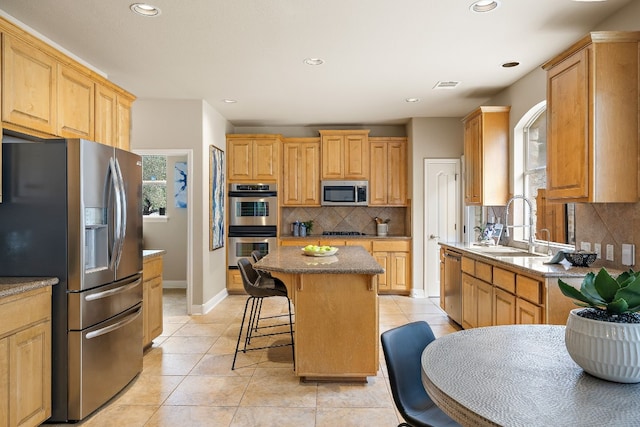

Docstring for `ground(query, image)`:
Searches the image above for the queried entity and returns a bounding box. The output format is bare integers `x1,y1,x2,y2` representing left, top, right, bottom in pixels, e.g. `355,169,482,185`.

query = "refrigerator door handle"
84,278,142,301
85,306,142,340
114,158,127,267
108,157,122,271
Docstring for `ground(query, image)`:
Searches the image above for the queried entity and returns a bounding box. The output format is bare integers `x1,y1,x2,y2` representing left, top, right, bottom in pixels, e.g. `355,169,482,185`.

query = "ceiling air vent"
433,81,461,90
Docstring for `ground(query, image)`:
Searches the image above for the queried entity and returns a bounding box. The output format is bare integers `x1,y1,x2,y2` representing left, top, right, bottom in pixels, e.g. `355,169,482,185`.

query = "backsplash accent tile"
281,207,407,236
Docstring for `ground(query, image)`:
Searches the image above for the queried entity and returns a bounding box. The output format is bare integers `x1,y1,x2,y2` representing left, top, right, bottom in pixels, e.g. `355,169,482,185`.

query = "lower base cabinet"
372,240,411,294
227,269,245,294
0,287,52,427
143,256,164,348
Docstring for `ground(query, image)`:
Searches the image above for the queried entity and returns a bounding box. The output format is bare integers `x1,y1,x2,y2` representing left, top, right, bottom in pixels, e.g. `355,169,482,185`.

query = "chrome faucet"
504,195,536,253
539,228,552,256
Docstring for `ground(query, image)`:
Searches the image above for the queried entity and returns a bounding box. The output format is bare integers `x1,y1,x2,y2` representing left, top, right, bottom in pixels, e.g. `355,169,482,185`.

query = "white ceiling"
0,0,634,127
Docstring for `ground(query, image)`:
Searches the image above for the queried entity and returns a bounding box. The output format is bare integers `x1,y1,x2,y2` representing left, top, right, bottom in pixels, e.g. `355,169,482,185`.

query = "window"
142,155,167,216
516,102,574,246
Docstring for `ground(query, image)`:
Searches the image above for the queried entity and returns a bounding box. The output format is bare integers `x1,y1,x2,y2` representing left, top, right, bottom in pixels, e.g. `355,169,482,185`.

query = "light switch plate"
606,244,614,261
580,242,591,251
594,243,602,259
622,244,635,266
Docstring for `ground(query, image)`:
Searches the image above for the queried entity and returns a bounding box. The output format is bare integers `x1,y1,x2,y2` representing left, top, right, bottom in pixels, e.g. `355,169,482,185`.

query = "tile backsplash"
281,206,408,237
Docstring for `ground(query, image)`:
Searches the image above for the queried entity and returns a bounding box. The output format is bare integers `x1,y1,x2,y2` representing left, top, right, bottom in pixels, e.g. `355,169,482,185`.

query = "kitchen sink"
469,245,546,258
491,251,546,258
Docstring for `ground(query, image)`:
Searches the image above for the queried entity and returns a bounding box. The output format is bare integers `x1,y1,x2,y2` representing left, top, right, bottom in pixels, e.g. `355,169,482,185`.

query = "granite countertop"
0,277,59,299
439,242,618,278
143,249,166,260
254,245,385,275
280,235,411,240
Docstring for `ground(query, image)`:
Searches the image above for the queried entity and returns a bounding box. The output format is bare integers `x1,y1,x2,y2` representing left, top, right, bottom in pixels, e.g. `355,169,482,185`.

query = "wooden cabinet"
227,135,280,182
2,34,57,135
282,138,321,206
57,63,94,139
0,287,52,427
95,84,133,150
115,95,133,150
142,256,164,348
372,240,410,293
462,106,510,206
227,269,246,294
542,31,640,203
461,263,493,329
369,137,407,206
319,130,369,180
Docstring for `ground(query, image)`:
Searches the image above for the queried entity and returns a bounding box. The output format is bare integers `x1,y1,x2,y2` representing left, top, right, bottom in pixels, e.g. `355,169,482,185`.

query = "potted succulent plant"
558,268,640,383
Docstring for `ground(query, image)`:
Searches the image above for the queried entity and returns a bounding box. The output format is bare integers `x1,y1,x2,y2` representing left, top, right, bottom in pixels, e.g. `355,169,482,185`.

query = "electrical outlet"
580,242,591,251
594,243,602,259
606,244,614,261
622,244,635,266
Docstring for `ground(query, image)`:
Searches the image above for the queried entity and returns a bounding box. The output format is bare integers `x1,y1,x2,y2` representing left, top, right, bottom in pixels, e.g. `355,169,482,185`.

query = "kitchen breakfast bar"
253,246,384,381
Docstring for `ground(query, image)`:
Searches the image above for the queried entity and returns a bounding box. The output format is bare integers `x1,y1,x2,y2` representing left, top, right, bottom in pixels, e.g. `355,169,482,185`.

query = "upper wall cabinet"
320,130,369,180
369,137,407,206
542,31,640,203
462,106,510,206
227,134,281,182
0,18,135,149
282,138,321,206
2,34,58,135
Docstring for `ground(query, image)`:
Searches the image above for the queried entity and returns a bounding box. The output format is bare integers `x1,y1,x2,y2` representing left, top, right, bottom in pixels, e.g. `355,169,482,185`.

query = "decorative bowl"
301,247,338,257
564,251,597,267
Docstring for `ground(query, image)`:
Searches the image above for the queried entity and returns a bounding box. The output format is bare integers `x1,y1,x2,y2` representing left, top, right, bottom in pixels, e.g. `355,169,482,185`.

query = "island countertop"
253,245,385,275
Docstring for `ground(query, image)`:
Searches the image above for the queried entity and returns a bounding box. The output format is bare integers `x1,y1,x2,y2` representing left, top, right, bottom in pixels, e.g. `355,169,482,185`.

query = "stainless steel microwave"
321,180,368,206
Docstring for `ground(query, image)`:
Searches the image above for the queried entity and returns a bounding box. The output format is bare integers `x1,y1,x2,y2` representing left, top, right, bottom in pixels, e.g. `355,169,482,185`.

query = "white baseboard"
411,288,427,298
192,288,229,315
162,280,187,289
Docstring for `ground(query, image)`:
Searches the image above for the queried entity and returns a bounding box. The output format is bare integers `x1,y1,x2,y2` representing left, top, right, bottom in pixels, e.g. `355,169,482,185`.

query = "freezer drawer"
68,274,142,330
67,303,143,421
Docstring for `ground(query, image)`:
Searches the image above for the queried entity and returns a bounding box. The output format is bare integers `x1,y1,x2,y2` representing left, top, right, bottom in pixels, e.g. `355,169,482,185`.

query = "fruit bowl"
564,251,597,267
301,245,338,257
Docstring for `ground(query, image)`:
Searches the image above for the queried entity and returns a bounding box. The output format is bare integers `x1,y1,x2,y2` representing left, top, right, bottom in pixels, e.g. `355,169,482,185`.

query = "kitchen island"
253,245,384,381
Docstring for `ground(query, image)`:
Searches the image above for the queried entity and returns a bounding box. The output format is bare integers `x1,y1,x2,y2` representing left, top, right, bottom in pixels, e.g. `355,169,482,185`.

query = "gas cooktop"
322,231,366,236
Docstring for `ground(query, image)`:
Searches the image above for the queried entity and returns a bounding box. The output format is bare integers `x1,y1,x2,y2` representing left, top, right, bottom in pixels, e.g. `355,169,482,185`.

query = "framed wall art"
209,145,225,251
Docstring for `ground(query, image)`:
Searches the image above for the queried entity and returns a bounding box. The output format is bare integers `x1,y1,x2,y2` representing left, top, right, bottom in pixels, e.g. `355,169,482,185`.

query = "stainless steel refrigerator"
0,136,143,422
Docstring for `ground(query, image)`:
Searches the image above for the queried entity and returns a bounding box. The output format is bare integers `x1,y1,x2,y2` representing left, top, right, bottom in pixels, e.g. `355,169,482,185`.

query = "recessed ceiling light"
433,81,461,90
405,98,420,103
303,58,324,66
222,99,237,104
502,61,520,68
469,0,500,13
130,3,161,17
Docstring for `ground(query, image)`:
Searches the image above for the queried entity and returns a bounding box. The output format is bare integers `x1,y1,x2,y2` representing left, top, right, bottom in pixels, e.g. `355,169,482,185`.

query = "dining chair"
381,321,460,427
232,258,295,370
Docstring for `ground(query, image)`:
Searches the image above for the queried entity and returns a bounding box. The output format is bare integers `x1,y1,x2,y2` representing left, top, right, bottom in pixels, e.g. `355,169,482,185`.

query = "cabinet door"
57,64,95,139
9,322,51,427
461,273,476,329
282,141,320,205
369,142,388,205
0,337,8,426
494,288,516,326
463,115,481,205
344,133,368,179
390,252,410,291
95,84,117,146
227,269,246,294
516,298,543,325
546,48,589,200
321,135,344,179
253,139,278,181
116,95,132,151
2,35,57,134
387,141,407,205
374,252,390,291
228,139,253,181
146,277,164,343
476,280,493,327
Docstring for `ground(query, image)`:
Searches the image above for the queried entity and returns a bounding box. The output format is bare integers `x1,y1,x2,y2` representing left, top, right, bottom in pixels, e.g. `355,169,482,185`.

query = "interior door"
424,159,460,298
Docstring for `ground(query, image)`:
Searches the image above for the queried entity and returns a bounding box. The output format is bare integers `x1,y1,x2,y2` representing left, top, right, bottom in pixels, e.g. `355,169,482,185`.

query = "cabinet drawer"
372,240,410,252
0,287,51,338
516,275,543,304
461,257,475,275
475,261,492,283
143,257,163,280
493,267,515,293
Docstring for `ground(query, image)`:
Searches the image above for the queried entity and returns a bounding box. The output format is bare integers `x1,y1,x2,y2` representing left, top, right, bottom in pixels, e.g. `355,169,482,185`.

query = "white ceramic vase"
565,308,640,383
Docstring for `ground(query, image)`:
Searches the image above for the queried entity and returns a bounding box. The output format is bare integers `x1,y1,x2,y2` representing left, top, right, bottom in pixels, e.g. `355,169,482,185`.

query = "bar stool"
232,258,295,370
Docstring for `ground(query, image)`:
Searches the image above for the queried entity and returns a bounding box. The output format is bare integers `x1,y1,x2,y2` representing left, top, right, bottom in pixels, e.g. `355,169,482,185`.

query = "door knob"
429,234,440,240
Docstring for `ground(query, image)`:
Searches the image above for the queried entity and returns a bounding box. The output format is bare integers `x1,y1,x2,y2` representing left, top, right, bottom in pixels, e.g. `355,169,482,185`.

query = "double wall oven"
228,183,277,268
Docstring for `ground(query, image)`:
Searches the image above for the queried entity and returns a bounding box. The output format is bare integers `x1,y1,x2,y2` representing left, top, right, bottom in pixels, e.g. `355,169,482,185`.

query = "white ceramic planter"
565,308,640,383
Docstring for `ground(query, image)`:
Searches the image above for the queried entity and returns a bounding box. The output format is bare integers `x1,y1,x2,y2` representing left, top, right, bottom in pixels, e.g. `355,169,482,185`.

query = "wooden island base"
255,246,384,381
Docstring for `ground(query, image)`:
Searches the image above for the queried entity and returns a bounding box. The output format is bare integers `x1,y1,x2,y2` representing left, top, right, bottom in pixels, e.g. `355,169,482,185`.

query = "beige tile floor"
55,289,460,427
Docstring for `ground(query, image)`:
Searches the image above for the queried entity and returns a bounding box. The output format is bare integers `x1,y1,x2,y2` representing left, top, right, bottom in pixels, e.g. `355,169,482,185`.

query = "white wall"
131,99,232,312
